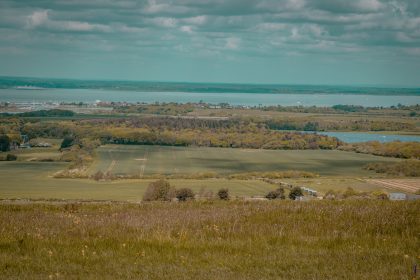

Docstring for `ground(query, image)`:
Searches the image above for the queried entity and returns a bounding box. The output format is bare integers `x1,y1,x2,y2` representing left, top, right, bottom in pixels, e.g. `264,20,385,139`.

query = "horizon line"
0,74,419,89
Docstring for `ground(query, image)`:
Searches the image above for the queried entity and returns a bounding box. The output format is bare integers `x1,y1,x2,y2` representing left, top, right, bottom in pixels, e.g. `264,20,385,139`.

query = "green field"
91,145,399,177
0,144,402,200
0,161,278,200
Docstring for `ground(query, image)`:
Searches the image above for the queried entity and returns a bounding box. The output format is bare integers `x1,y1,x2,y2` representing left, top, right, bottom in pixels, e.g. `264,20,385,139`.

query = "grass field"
0,162,277,200
0,201,418,279
90,145,399,177
0,144,404,201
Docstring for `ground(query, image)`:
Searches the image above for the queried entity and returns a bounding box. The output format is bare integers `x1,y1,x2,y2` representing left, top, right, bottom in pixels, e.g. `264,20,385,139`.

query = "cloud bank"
0,0,419,85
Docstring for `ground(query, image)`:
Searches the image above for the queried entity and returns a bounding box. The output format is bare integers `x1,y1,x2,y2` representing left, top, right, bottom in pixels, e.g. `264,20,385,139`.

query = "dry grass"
0,200,419,279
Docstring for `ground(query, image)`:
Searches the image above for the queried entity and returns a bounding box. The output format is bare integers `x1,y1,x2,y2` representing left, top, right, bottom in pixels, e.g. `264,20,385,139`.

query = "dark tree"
217,188,230,200
289,187,303,200
60,135,75,149
0,135,10,152
265,187,285,200
143,179,175,201
6,154,17,161
176,188,195,201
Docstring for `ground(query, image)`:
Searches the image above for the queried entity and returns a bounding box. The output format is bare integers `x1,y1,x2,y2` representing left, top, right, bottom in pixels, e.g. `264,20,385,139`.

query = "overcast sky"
0,0,419,86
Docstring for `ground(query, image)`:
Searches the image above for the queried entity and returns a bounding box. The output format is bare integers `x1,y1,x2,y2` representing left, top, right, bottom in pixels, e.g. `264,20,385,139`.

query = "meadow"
0,200,418,279
0,161,277,200
0,143,404,200
90,145,399,177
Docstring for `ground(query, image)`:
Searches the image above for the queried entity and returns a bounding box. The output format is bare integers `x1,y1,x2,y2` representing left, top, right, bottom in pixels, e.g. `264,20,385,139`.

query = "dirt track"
367,179,420,193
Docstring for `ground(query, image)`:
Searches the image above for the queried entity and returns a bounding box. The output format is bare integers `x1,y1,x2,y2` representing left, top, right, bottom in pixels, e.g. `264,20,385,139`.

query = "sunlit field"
90,145,399,177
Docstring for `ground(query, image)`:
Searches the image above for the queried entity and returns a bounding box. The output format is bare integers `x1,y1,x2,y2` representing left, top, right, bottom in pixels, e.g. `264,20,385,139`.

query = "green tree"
176,188,195,201
265,188,285,200
60,135,75,149
143,179,176,201
217,188,230,200
0,135,10,152
289,187,303,200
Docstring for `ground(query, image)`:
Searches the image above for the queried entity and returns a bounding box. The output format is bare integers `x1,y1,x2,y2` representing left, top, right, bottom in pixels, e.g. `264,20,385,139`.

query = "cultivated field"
0,201,418,279
90,145,399,177
0,162,276,200
367,179,420,193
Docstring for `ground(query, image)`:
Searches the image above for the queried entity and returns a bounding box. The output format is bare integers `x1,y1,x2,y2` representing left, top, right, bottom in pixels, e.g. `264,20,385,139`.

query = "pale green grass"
91,145,399,177
0,162,275,200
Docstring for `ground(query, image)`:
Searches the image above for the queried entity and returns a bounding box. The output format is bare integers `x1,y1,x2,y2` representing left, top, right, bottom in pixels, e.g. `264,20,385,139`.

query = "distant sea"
0,77,419,107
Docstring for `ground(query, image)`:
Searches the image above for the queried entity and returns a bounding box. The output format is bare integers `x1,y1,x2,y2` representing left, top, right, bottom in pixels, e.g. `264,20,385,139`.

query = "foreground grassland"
0,201,418,279
91,145,399,177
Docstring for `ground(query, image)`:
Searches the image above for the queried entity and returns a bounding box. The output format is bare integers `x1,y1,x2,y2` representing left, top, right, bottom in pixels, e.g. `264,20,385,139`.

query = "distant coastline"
0,76,419,96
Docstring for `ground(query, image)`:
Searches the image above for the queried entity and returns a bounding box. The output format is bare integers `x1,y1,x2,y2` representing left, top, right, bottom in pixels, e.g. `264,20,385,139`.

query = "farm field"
367,179,420,193
90,145,399,177
0,201,418,279
0,162,276,200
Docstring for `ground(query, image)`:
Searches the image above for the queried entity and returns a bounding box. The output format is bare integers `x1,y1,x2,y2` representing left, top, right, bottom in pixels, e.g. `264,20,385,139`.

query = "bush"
60,135,76,149
343,187,359,199
176,188,195,201
289,187,303,200
92,171,105,181
265,188,285,200
143,179,176,201
324,190,338,200
6,154,17,161
217,188,230,200
0,135,10,152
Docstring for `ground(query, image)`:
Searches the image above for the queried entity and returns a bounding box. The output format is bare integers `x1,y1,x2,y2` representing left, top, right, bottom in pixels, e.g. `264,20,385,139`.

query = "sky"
0,0,419,86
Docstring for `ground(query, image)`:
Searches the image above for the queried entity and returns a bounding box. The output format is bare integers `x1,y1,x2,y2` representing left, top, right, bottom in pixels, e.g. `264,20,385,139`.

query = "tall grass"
0,200,418,279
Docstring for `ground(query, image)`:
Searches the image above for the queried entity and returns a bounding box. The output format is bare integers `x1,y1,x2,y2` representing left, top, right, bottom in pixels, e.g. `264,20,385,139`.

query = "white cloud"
183,16,207,25
180,25,193,33
225,37,240,50
26,10,49,28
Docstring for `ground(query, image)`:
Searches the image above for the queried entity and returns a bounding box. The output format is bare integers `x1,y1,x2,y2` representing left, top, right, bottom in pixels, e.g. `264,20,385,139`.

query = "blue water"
1,88,419,107
307,131,420,143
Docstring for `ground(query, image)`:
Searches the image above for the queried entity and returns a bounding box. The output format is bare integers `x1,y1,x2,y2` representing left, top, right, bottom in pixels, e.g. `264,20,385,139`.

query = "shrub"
0,134,10,152
92,171,105,181
217,188,230,200
176,188,195,201
324,190,339,200
342,187,358,199
289,187,303,200
6,154,17,161
265,187,285,200
60,135,76,150
371,190,389,200
143,179,176,201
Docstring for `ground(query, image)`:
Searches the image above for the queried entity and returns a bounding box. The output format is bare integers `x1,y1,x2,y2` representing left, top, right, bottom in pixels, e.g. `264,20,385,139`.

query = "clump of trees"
143,180,196,202
217,188,230,200
289,187,303,200
324,188,388,200
0,134,10,152
265,187,285,200
143,179,176,202
339,141,420,159
175,188,195,201
364,160,420,177
6,154,17,161
60,135,77,150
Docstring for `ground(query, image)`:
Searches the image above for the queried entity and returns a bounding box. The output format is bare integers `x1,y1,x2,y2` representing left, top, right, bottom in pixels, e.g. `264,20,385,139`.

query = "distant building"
407,194,420,201
389,193,407,200
389,193,420,201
